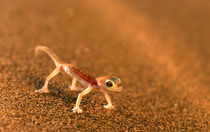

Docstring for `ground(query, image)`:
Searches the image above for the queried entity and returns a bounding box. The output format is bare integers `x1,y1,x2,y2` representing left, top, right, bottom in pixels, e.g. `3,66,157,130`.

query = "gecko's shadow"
27,74,77,108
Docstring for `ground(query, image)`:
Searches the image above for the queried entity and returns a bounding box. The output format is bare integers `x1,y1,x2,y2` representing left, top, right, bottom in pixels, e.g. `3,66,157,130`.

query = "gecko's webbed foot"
104,104,115,110
35,87,50,93
72,107,82,113
69,85,84,91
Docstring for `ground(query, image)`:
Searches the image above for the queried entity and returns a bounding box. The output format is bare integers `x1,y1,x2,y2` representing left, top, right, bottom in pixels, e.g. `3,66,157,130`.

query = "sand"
0,0,209,131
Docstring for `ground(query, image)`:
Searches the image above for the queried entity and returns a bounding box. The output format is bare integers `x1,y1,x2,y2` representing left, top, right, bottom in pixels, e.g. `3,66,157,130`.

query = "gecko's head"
96,76,122,92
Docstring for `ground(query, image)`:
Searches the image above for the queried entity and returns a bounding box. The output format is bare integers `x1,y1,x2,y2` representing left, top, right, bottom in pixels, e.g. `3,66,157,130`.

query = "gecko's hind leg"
69,78,84,91
35,66,62,93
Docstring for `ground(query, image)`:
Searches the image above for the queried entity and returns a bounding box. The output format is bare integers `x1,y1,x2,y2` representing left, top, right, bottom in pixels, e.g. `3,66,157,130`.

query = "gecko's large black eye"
105,80,114,87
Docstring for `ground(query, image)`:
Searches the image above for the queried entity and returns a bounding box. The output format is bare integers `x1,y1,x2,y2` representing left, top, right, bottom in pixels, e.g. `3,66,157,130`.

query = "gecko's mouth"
107,86,123,92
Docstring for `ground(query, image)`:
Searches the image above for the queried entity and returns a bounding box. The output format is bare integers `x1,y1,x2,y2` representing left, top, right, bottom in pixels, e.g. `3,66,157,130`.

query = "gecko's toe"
35,88,50,93
104,104,115,110
69,85,74,90
72,107,82,113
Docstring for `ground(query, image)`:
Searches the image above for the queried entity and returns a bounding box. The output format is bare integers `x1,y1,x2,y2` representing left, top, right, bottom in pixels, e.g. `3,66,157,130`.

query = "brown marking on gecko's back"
71,66,98,85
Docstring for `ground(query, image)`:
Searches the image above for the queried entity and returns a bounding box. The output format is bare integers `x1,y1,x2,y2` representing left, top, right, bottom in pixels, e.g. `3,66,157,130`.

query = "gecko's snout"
116,86,123,92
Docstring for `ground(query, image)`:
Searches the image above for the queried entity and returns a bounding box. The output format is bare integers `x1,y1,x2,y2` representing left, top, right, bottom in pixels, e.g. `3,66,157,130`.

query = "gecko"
35,46,122,113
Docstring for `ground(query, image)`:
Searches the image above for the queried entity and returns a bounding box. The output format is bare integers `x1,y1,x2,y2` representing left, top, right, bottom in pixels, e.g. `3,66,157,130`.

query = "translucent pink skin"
35,46,122,113
70,66,98,86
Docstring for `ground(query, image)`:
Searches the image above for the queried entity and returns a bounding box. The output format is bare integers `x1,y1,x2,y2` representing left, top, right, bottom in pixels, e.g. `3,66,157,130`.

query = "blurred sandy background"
0,0,209,131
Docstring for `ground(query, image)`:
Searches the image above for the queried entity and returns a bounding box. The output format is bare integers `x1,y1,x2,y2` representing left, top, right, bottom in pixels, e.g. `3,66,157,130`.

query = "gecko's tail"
35,46,62,66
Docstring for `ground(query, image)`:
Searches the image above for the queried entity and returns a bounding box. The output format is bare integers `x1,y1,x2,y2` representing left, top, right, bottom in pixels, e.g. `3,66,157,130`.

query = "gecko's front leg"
101,89,115,109
72,86,93,113
104,93,115,109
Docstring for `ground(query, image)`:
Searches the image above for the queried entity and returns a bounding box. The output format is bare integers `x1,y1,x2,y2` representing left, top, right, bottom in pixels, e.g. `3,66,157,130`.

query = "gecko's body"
63,64,97,86
35,46,122,113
